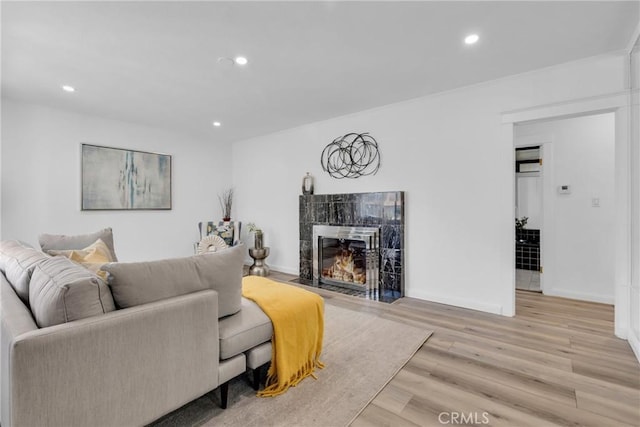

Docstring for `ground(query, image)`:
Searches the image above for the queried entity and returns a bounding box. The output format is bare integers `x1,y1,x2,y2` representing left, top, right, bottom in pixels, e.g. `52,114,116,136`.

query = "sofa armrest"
1,273,39,427
9,289,219,427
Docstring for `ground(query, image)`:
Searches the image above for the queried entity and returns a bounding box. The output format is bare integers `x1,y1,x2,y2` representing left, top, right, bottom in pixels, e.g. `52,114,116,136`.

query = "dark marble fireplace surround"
299,191,404,302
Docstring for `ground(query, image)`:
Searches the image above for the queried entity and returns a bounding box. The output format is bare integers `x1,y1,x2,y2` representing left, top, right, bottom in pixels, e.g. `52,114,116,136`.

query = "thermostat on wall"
558,185,572,194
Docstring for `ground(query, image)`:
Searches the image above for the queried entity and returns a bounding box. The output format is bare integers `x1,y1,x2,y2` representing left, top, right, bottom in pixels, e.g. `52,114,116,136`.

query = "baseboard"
543,288,614,304
408,290,504,316
243,260,298,277
628,327,640,364
266,264,299,276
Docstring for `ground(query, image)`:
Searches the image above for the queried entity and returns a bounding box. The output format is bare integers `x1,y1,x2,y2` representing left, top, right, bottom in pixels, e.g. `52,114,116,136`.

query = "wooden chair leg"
220,382,229,409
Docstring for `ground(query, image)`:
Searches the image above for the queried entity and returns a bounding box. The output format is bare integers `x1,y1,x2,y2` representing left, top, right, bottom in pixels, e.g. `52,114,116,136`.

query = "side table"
248,247,270,277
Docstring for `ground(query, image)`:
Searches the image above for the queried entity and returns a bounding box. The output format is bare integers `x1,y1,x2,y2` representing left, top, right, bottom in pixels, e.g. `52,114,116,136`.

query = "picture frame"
81,143,172,210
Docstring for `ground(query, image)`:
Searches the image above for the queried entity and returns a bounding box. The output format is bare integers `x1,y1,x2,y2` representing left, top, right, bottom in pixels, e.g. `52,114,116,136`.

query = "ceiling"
2,1,638,144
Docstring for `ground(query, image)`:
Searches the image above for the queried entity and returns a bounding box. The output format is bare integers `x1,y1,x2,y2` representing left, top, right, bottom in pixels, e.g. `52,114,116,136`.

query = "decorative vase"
254,231,264,249
223,217,231,222
302,172,314,195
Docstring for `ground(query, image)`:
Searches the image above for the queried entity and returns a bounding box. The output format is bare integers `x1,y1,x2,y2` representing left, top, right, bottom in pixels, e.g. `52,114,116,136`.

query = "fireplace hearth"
299,191,404,302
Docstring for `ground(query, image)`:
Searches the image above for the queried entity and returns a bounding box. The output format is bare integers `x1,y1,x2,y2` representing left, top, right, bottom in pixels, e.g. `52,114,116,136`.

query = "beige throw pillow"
48,238,113,280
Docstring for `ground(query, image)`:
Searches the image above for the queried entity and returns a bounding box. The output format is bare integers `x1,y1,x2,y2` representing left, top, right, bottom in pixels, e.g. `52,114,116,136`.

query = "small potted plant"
218,188,233,221
515,216,528,230
515,216,528,242
247,222,264,249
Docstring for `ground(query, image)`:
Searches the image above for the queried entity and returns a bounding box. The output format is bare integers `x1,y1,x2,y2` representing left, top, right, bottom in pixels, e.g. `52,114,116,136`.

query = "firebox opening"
320,238,367,286
312,224,381,298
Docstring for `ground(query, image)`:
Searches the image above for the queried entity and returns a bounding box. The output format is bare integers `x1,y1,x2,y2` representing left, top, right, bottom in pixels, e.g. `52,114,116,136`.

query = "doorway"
515,146,542,292
502,91,630,337
513,113,616,304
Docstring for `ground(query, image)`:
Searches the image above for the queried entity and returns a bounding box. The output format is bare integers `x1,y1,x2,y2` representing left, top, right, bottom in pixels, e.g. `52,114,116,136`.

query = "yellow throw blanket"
242,276,325,397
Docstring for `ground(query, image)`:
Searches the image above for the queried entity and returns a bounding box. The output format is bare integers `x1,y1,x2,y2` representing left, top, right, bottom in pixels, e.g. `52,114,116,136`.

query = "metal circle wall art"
321,132,381,179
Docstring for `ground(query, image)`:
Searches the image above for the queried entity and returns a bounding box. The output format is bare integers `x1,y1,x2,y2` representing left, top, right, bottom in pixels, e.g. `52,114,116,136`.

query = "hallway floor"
516,268,541,292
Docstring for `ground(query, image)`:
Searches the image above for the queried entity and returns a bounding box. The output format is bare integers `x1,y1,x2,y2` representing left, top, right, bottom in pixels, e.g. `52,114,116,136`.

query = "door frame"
502,92,630,338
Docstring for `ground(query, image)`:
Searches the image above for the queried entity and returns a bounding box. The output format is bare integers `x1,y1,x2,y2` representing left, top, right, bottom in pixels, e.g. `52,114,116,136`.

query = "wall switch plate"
592,197,600,207
558,185,572,194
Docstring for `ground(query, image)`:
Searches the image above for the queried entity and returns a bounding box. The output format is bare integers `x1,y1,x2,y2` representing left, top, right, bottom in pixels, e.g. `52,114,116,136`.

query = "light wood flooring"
267,271,640,427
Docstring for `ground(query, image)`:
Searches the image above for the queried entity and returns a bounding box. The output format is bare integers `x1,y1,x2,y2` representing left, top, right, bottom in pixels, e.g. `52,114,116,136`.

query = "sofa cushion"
39,227,118,262
0,240,50,304
246,341,273,369
218,297,273,360
29,256,116,328
192,244,244,317
102,243,245,317
103,256,203,309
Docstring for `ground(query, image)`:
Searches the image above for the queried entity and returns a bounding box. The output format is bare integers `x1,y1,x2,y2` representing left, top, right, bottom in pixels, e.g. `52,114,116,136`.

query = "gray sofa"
0,232,273,427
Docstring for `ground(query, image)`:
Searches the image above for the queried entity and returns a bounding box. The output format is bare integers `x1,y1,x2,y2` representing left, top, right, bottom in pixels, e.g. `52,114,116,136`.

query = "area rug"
150,301,432,427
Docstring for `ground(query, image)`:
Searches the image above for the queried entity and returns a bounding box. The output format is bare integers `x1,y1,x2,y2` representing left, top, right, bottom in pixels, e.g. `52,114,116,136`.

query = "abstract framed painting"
81,144,172,210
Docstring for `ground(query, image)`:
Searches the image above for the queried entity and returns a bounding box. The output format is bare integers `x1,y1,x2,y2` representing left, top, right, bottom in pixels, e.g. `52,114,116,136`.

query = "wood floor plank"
351,402,421,427
421,334,454,351
572,359,640,389
407,361,635,427
392,370,564,427
565,348,640,375
446,340,639,403
570,334,638,355
569,340,639,363
414,346,577,407
419,327,574,371
517,299,614,320
369,383,413,414
374,377,464,425
396,300,576,346
576,390,640,426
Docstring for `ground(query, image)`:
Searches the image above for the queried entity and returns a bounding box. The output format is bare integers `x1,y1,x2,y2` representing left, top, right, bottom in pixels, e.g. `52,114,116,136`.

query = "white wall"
1,98,232,261
515,113,616,303
232,53,628,316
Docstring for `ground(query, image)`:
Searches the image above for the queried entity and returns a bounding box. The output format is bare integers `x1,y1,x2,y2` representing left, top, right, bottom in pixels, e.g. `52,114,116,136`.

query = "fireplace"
313,225,379,294
299,191,404,302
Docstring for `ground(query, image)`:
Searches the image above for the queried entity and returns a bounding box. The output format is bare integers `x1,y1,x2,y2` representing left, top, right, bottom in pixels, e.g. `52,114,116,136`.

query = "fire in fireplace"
321,238,366,285
313,225,380,294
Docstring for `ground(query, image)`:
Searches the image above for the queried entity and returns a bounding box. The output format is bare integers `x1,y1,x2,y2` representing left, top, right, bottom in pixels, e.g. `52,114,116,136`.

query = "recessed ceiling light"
61,85,75,92
213,121,222,127
234,56,248,66
217,57,234,67
464,34,479,45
